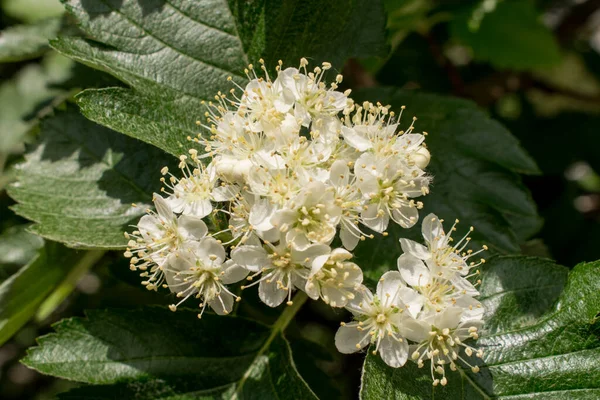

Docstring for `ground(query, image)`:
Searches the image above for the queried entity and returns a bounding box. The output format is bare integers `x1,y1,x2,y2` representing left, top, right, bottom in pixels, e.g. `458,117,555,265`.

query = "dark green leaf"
0,18,61,63
24,307,318,399
54,0,387,157
0,242,87,346
8,106,176,249
450,1,562,70
360,257,600,399
353,88,540,263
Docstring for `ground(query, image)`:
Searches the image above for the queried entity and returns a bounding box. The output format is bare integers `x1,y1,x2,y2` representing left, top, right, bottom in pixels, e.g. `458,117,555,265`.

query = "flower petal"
399,239,430,260
397,254,430,287
258,279,287,307
422,213,445,244
208,293,234,315
220,259,249,284
177,215,208,241
335,325,369,354
231,245,268,272
378,335,408,368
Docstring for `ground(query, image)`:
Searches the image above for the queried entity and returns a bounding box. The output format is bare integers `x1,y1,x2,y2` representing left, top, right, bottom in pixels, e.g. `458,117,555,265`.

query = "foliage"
0,0,599,399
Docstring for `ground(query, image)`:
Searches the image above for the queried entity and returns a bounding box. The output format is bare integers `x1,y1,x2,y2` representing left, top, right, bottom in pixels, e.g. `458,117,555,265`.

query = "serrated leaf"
450,0,562,70
7,106,176,249
0,18,61,63
52,0,387,157
360,257,600,399
0,52,73,155
353,88,540,266
24,307,318,400
0,242,89,346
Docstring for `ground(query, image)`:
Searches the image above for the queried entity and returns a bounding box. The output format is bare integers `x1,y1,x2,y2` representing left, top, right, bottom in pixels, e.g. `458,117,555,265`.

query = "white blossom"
160,151,238,218
408,307,484,386
232,238,330,307
125,195,208,290
165,237,248,317
335,272,424,367
305,248,363,307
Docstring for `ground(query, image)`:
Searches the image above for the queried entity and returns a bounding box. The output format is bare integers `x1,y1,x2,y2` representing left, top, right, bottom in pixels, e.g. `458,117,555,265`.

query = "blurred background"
1,0,600,398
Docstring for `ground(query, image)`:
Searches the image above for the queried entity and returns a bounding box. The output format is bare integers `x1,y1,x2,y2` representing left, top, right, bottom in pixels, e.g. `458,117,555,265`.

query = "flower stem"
272,290,309,333
234,291,308,395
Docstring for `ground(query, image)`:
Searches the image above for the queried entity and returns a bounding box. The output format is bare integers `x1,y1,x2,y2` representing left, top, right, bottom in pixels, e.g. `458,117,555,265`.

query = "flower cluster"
124,59,483,384
335,214,486,385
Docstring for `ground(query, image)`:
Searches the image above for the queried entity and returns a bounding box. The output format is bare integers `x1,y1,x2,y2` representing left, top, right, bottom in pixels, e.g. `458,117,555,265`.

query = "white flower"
397,253,483,320
240,67,295,134
165,237,248,317
271,181,342,249
408,307,483,386
335,272,424,368
328,160,367,250
125,195,208,290
399,213,487,282
355,153,429,232
226,190,280,245
161,152,239,218
305,248,363,307
232,239,330,307
277,60,350,126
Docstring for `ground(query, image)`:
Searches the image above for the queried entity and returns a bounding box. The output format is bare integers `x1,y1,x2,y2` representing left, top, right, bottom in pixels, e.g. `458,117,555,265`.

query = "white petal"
422,213,445,244
340,223,360,251
153,194,174,221
196,238,225,266
361,204,389,233
220,259,249,284
397,254,430,287
378,335,409,368
304,279,320,300
211,184,239,202
258,279,288,307
293,244,330,267
329,160,350,187
138,215,162,240
335,325,369,354
185,198,213,218
399,239,430,260
396,286,425,318
231,245,268,272
434,306,463,329
177,215,208,241
208,293,234,315
322,286,350,307
390,205,419,229
397,315,430,342
345,285,373,316
376,271,404,307
341,126,372,151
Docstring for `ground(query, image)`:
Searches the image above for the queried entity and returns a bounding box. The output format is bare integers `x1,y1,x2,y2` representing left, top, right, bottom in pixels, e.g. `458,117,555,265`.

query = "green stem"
235,291,308,394
35,250,106,321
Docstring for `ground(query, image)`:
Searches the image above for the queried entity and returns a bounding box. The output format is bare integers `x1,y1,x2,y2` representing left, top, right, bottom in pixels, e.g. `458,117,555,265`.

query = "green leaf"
360,256,600,399
353,88,540,263
0,18,61,63
0,243,96,346
0,225,45,267
24,306,318,399
0,52,73,155
450,0,562,70
7,106,176,249
53,0,387,157
1,0,65,23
